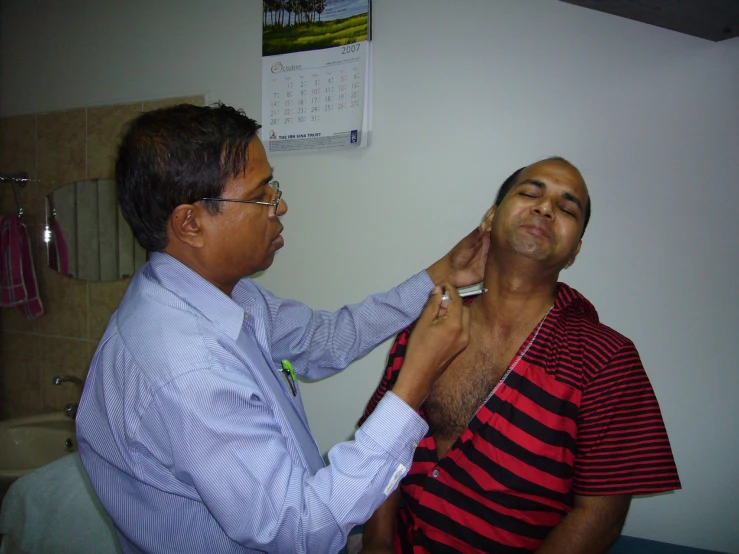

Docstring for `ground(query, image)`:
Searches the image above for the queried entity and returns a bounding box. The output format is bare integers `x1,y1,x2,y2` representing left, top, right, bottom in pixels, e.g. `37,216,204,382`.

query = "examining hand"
392,284,470,410
427,222,490,288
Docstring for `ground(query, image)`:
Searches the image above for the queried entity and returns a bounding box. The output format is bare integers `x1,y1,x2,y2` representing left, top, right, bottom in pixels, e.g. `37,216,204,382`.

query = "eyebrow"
519,179,584,213
257,167,275,187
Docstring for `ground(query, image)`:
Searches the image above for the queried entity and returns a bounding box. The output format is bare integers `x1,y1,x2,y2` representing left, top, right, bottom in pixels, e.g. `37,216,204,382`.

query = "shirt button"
432,469,439,478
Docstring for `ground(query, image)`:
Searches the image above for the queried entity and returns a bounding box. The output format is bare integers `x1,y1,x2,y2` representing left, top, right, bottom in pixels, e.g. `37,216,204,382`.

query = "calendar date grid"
268,66,363,128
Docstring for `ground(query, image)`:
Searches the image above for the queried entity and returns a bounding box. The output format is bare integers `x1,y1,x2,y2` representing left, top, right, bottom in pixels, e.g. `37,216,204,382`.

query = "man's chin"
256,252,277,272
509,239,550,261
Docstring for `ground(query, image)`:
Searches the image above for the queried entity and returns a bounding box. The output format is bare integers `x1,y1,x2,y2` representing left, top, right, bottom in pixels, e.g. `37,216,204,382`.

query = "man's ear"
483,206,496,232
565,240,582,268
169,204,206,248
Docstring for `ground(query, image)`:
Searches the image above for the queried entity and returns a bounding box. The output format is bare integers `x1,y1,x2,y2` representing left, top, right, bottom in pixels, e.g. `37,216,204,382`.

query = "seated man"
358,157,681,554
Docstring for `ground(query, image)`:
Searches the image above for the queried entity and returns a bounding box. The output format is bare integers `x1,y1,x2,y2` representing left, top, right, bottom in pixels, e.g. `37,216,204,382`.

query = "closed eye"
559,205,578,217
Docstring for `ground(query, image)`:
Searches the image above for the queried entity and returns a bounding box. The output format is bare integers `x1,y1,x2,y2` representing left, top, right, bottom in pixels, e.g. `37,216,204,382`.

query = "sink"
0,412,76,496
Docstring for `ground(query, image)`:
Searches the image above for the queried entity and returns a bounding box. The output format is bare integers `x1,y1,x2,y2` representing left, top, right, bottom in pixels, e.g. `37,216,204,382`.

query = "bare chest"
424,339,520,459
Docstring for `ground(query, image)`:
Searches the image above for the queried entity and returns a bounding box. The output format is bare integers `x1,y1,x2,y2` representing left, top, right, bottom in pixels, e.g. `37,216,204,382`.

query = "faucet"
53,375,83,419
64,403,79,419
53,375,84,387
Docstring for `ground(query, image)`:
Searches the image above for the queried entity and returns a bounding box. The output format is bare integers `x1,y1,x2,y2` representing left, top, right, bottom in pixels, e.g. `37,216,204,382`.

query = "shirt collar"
147,252,246,340
552,282,600,324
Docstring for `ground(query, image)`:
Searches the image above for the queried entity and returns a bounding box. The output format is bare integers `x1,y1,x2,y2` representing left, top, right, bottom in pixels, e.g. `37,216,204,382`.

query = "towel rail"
0,172,29,218
0,172,30,185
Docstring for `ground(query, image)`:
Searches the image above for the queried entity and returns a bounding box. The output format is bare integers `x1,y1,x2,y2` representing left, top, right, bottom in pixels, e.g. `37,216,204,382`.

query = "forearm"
426,257,450,286
536,495,630,554
536,510,621,554
361,488,401,550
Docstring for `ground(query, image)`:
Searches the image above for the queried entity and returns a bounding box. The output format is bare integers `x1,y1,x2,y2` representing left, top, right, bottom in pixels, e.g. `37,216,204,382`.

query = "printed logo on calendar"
271,61,303,73
350,130,358,144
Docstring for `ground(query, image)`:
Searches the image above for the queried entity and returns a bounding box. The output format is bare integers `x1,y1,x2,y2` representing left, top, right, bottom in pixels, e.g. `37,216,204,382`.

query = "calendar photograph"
261,0,372,153
262,0,370,56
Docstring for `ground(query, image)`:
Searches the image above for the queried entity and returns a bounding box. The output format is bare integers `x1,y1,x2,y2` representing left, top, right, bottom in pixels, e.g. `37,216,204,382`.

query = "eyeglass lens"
271,181,281,215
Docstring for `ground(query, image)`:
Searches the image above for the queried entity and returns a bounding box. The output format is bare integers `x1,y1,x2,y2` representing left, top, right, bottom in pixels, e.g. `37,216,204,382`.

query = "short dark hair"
493,156,591,236
116,103,262,252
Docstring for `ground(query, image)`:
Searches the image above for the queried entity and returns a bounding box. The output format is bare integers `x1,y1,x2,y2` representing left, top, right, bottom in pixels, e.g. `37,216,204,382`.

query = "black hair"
116,102,262,252
493,156,591,236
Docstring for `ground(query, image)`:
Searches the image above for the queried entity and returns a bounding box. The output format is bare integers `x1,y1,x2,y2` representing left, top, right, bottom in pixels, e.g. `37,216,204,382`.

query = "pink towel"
48,219,70,277
0,214,25,303
0,214,44,319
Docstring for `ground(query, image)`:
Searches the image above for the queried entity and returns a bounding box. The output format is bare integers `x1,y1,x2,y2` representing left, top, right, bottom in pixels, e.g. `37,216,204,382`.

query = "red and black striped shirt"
359,283,680,553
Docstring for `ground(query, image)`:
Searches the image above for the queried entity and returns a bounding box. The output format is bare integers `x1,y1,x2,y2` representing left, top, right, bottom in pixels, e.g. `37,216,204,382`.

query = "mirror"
45,179,147,281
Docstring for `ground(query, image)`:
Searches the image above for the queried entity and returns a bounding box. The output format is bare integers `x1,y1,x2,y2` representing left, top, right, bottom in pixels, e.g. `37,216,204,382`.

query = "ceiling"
559,0,739,41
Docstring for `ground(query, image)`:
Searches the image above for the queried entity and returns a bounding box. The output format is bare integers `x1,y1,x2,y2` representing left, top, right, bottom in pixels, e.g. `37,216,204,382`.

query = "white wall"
2,0,738,551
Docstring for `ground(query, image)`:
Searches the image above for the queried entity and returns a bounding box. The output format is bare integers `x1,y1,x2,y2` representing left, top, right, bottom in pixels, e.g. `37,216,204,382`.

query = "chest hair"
424,341,513,459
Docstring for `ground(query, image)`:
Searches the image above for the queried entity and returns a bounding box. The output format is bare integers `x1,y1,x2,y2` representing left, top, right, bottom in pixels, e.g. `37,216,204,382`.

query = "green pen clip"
281,360,297,396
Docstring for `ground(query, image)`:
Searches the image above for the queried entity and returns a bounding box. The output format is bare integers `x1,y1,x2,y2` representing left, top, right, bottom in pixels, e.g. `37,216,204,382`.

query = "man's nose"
532,198,554,218
277,198,288,216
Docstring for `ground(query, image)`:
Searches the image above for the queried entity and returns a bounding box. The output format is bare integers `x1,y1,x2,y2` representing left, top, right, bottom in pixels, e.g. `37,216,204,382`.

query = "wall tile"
0,115,36,173
1,332,41,418
33,264,88,339
36,109,86,200
1,304,42,335
87,103,142,179
143,94,205,112
0,114,37,218
88,278,130,342
39,336,90,411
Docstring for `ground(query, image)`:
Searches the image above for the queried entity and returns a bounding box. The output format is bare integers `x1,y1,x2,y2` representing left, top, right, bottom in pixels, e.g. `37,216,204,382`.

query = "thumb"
418,286,444,326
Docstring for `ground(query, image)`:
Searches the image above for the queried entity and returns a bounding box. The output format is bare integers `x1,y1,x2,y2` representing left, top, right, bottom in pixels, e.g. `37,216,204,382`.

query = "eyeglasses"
201,181,282,216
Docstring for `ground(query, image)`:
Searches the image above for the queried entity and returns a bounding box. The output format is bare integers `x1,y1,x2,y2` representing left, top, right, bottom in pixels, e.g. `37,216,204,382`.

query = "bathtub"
0,412,76,497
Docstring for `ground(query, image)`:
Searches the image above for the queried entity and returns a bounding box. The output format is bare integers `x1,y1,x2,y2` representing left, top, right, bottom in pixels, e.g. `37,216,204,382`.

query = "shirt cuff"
357,391,428,463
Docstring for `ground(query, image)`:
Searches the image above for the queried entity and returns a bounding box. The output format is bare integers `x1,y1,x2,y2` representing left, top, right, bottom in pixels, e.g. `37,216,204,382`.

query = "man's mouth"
520,224,551,239
271,228,285,248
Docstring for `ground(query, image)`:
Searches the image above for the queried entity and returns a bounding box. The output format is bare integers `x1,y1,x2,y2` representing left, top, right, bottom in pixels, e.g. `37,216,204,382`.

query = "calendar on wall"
261,0,372,154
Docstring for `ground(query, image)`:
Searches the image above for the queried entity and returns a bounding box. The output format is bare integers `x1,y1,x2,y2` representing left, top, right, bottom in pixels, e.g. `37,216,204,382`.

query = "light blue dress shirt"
77,252,432,554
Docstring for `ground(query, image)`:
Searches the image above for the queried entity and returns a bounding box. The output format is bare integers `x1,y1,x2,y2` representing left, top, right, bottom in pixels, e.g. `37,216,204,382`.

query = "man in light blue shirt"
76,103,489,554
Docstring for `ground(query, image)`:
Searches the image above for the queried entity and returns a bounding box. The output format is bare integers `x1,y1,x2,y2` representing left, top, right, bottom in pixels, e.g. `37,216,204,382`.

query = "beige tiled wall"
0,95,205,419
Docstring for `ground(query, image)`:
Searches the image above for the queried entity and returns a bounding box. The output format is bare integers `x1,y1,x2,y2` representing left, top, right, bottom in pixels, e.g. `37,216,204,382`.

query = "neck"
163,244,237,297
472,255,559,329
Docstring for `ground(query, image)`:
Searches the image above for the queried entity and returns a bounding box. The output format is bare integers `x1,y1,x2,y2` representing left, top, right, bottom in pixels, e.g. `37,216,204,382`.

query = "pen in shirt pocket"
281,360,297,396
